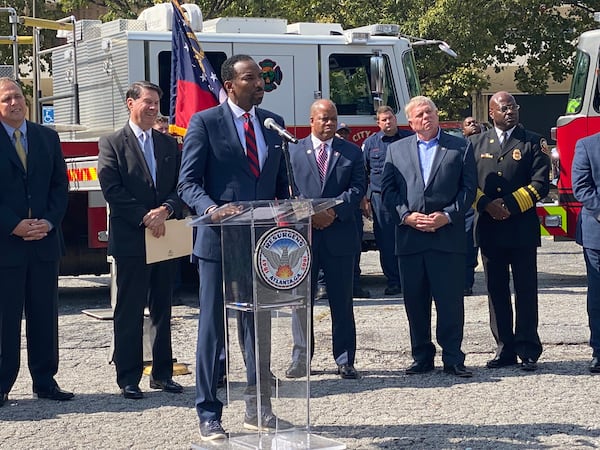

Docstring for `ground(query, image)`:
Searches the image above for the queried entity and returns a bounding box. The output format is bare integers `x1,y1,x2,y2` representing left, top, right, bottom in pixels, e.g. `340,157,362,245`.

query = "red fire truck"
1,4,447,277
547,26,600,239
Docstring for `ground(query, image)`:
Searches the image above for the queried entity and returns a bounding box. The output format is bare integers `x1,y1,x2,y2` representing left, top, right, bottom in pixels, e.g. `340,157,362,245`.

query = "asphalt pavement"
1,238,598,449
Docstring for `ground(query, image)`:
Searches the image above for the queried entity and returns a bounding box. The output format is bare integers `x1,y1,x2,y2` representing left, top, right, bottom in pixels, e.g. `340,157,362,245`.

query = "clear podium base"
192,431,346,450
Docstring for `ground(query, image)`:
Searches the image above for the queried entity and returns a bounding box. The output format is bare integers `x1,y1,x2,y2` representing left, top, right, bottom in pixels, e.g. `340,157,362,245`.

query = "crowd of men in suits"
3,54,600,442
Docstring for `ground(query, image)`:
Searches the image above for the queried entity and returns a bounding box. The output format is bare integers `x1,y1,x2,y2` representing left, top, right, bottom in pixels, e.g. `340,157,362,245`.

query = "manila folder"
145,218,193,264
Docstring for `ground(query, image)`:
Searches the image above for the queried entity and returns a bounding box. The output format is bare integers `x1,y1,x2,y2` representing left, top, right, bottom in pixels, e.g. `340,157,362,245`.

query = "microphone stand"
281,138,297,200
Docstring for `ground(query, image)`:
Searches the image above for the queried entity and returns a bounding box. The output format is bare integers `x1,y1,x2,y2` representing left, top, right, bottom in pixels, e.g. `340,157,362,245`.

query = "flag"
169,0,226,136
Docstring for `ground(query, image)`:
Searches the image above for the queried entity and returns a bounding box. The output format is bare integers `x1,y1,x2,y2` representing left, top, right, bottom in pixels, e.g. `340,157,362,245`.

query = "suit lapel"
218,103,256,178
0,123,26,173
326,138,342,183
425,134,450,189
406,135,426,188
124,123,154,187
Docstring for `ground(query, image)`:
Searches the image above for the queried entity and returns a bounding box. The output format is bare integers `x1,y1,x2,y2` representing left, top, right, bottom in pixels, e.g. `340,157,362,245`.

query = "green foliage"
4,0,600,117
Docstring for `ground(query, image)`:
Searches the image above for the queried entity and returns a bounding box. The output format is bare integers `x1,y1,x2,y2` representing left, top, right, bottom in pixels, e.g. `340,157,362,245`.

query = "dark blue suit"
177,102,288,423
573,132,600,357
0,121,68,395
288,136,365,366
381,130,476,365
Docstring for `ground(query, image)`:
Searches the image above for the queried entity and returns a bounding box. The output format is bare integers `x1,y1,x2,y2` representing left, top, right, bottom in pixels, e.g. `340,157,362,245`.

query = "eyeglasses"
497,104,520,113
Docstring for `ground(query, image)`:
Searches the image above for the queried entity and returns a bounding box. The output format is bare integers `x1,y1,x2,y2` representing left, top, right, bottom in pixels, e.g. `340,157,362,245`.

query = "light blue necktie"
141,132,156,183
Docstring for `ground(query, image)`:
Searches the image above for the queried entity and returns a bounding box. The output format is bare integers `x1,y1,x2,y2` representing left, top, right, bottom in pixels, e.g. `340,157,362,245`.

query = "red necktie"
244,113,259,177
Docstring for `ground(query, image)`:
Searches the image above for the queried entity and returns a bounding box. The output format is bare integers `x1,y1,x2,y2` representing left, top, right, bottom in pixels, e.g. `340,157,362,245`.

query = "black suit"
98,123,182,388
471,126,550,362
0,121,68,395
381,131,476,365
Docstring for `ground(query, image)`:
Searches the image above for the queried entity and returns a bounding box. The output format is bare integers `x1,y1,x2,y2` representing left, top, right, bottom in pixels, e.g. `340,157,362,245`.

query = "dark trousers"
464,208,478,290
0,260,59,394
113,256,174,388
354,208,363,286
583,247,600,357
480,246,542,361
399,250,465,366
371,192,401,288
291,243,356,366
195,259,271,422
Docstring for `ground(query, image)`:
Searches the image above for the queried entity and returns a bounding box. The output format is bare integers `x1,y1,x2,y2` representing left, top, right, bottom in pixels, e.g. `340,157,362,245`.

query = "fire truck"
547,22,600,239
2,4,427,277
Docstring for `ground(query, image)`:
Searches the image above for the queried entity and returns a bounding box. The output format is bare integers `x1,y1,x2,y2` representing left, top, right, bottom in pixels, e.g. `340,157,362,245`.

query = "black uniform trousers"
480,245,542,361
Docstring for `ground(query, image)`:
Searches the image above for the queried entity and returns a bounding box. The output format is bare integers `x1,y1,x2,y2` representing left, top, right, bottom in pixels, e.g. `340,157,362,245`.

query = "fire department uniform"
471,125,550,363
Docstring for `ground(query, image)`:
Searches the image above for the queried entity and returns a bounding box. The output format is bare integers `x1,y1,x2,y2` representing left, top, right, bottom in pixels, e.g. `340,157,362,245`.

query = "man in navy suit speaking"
178,55,290,441
381,96,476,378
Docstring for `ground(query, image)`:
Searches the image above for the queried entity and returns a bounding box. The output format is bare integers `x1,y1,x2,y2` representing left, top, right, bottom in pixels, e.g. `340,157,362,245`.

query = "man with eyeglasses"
470,91,550,372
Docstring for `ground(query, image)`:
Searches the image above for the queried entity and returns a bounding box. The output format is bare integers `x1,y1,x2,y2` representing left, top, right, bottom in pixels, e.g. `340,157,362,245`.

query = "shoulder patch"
540,138,550,156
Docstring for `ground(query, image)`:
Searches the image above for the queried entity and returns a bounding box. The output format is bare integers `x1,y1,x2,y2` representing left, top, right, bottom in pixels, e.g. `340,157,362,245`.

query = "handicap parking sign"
42,106,54,124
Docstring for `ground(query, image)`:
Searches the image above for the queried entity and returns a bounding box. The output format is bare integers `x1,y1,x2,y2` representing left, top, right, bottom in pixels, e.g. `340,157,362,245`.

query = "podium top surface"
188,198,341,227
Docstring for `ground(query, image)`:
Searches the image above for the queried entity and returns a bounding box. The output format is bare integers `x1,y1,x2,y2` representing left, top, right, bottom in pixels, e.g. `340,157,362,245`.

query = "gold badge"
512,149,522,161
481,153,494,159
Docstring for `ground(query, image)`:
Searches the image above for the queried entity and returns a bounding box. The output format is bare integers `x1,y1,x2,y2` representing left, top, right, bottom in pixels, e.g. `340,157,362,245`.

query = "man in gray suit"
98,81,183,400
381,96,476,377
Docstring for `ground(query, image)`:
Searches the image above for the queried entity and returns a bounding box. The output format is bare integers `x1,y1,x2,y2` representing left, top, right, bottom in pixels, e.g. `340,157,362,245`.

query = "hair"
376,105,394,119
126,81,162,101
221,54,255,82
155,115,168,124
0,77,23,91
404,96,437,119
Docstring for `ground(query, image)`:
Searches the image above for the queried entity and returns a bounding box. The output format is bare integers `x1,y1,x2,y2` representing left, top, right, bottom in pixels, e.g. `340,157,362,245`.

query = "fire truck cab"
550,24,600,239
3,4,422,276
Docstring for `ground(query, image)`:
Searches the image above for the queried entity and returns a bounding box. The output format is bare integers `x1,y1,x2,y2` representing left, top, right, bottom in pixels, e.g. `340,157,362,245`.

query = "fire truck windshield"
566,49,589,114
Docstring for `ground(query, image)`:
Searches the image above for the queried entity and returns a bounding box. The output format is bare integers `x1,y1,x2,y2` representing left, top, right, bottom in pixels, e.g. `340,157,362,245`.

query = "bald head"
489,91,519,131
310,99,338,141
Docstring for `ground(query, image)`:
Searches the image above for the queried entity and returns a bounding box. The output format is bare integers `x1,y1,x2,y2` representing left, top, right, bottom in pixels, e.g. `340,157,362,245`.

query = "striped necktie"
317,142,328,182
243,113,259,178
13,129,27,170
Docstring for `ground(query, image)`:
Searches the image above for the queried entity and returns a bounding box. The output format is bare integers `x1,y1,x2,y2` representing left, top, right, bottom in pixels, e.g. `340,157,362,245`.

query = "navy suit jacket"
177,102,289,260
573,132,600,250
381,130,477,255
0,121,68,267
98,123,182,258
288,136,366,255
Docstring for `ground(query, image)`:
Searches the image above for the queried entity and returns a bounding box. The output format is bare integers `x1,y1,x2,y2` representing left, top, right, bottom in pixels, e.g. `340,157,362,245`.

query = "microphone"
264,117,298,144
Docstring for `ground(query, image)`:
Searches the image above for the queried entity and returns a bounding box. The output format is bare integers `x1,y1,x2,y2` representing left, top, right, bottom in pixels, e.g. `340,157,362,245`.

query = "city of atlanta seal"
254,227,311,290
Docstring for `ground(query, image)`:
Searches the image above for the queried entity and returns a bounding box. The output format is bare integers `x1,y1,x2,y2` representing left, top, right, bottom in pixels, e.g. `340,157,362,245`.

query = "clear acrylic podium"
190,199,345,450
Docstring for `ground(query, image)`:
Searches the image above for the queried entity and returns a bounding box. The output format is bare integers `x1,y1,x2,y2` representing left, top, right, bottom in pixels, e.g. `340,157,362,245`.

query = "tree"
8,0,600,117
